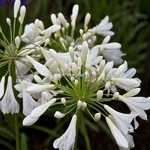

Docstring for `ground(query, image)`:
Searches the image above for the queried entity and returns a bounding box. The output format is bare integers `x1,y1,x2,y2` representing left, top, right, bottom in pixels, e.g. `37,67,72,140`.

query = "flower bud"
74,79,78,85
105,81,111,90
77,100,82,109
94,113,101,121
14,0,21,18
6,18,11,26
54,111,65,118
42,92,50,101
97,90,103,101
113,92,119,99
15,36,20,48
82,102,87,109
61,98,66,106
34,75,42,84
19,6,26,24
84,13,91,29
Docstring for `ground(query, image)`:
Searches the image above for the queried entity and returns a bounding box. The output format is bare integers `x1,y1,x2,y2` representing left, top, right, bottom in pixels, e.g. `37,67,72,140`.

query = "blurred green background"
0,0,150,150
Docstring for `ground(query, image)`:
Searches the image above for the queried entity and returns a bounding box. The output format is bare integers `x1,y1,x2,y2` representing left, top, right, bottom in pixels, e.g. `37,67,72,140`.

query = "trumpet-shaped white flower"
96,16,114,36
23,98,56,126
99,42,125,65
104,105,138,134
0,76,19,114
118,90,150,121
53,115,77,150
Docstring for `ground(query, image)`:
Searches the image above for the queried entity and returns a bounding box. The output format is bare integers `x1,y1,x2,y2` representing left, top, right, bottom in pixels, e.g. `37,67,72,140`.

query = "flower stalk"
80,112,91,150
11,60,20,150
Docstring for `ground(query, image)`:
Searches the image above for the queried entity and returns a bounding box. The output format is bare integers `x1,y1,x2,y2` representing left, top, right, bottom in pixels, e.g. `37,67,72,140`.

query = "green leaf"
0,127,15,140
0,139,14,150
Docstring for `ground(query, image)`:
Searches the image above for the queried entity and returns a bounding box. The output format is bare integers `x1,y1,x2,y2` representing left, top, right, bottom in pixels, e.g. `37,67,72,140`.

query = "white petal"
106,117,128,148
26,55,50,76
23,115,39,126
30,98,56,118
49,49,64,68
104,43,121,49
26,84,55,93
0,76,5,99
111,78,140,87
123,88,141,97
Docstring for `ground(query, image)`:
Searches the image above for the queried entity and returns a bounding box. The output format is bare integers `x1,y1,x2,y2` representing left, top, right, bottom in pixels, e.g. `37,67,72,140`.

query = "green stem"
10,60,20,150
80,112,91,150
15,114,20,150
74,110,80,150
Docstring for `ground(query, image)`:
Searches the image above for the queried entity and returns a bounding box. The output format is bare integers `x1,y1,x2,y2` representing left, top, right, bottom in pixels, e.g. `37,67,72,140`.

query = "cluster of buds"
0,0,150,150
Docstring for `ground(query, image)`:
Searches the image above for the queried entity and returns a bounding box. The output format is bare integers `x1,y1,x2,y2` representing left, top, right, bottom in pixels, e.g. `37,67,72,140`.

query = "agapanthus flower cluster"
0,0,150,150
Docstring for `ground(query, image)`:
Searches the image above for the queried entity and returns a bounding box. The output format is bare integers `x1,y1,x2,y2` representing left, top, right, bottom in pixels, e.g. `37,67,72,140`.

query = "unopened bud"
54,111,65,118
61,98,66,106
113,92,119,99
82,102,87,109
14,0,21,18
42,91,50,101
97,90,103,101
19,6,26,24
74,79,78,85
77,100,82,109
15,36,20,48
6,18,11,26
34,75,43,84
94,113,101,121
105,81,111,90
84,13,91,29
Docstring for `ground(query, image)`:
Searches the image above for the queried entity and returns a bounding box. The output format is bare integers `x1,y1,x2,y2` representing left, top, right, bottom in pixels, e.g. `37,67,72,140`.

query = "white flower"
20,81,39,116
0,76,19,114
86,46,103,66
106,117,128,149
23,98,56,126
21,23,43,42
110,61,141,92
96,16,114,36
118,90,150,121
53,115,77,150
99,41,125,65
104,105,138,134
